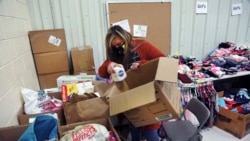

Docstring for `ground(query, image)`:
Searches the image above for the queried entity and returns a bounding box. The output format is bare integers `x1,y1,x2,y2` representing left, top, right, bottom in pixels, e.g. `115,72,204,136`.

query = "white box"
57,74,96,90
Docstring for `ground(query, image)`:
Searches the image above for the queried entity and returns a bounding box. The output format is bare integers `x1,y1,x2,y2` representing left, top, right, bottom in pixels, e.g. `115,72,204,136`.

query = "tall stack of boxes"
29,29,70,89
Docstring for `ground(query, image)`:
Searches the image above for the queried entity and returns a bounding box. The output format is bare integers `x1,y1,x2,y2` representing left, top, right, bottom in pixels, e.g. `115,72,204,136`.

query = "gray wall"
0,0,39,127
27,0,250,70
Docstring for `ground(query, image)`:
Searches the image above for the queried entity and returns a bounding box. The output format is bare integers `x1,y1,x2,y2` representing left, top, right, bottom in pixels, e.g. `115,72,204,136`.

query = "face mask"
112,46,124,55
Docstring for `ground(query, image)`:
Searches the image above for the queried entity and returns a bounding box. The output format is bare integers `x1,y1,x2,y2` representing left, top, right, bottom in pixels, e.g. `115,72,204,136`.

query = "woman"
98,25,165,141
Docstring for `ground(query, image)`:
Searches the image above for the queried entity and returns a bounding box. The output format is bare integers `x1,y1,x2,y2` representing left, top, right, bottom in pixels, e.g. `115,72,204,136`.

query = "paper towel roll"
111,66,127,82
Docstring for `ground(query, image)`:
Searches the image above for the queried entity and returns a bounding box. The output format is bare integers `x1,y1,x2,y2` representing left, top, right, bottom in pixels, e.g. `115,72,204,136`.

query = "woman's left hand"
130,62,140,70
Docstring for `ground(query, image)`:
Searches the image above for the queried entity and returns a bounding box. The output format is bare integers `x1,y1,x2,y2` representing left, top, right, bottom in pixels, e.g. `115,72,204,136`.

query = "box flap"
160,82,182,114
124,57,178,85
155,57,178,82
109,82,156,116
120,57,178,90
104,81,130,99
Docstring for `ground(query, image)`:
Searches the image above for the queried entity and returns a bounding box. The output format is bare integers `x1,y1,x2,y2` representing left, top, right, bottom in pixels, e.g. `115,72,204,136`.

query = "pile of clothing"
172,42,250,84
218,88,250,114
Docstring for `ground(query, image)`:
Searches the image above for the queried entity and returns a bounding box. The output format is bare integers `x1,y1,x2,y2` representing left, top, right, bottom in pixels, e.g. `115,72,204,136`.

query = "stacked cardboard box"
29,29,70,89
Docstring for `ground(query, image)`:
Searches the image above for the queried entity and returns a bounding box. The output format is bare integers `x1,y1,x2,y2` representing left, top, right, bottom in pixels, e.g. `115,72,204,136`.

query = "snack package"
60,123,109,141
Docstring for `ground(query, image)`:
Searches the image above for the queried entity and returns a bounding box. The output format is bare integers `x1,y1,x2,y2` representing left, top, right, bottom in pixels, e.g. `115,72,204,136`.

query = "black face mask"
111,46,124,61
112,46,124,55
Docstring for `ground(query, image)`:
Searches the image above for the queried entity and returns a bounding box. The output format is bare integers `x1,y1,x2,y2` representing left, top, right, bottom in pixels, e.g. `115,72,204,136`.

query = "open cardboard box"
106,57,182,127
0,124,29,141
18,92,66,125
215,91,250,139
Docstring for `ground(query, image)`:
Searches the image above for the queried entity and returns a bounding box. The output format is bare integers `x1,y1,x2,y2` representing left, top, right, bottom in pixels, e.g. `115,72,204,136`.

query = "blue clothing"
18,115,58,141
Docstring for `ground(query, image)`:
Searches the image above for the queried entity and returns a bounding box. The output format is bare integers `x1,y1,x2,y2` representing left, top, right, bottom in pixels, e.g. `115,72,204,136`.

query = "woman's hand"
107,62,121,74
130,62,140,70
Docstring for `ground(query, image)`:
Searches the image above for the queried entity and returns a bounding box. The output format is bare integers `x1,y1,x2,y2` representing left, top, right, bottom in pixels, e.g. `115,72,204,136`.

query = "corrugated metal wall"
27,0,250,69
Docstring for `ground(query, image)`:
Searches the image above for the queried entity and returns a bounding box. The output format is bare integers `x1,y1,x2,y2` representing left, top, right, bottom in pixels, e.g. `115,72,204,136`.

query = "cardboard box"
57,74,96,90
34,51,69,75
29,29,67,54
215,91,250,138
18,92,66,125
107,57,182,127
59,118,120,141
38,71,69,89
29,29,70,90
0,124,29,141
71,46,96,75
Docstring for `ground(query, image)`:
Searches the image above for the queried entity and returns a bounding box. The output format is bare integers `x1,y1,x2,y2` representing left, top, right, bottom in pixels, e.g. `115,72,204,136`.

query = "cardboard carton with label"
106,57,182,127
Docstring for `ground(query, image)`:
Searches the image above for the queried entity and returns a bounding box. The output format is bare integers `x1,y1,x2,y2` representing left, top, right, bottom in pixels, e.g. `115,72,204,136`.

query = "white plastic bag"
21,87,51,114
60,123,109,141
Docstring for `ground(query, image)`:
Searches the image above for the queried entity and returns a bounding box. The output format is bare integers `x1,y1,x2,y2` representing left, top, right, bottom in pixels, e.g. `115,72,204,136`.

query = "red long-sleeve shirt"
98,39,165,79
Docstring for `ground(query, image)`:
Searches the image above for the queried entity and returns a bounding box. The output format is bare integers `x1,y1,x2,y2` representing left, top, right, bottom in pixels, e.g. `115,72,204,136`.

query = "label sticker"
48,35,61,46
155,114,173,121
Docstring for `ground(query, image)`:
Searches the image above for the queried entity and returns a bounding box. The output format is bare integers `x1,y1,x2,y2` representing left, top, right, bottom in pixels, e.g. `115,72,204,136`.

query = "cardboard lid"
155,57,178,82
109,82,156,116
124,57,178,86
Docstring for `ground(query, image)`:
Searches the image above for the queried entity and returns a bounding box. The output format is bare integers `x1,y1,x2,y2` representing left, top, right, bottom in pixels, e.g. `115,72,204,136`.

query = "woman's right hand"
107,62,121,74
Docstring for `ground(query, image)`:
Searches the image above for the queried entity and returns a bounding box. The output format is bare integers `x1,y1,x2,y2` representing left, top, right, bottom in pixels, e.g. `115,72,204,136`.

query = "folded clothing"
178,73,193,84
234,89,250,104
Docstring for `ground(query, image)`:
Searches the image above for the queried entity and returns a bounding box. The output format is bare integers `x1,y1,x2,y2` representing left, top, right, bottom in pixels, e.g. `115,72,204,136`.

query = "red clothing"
98,39,165,79
98,39,165,130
